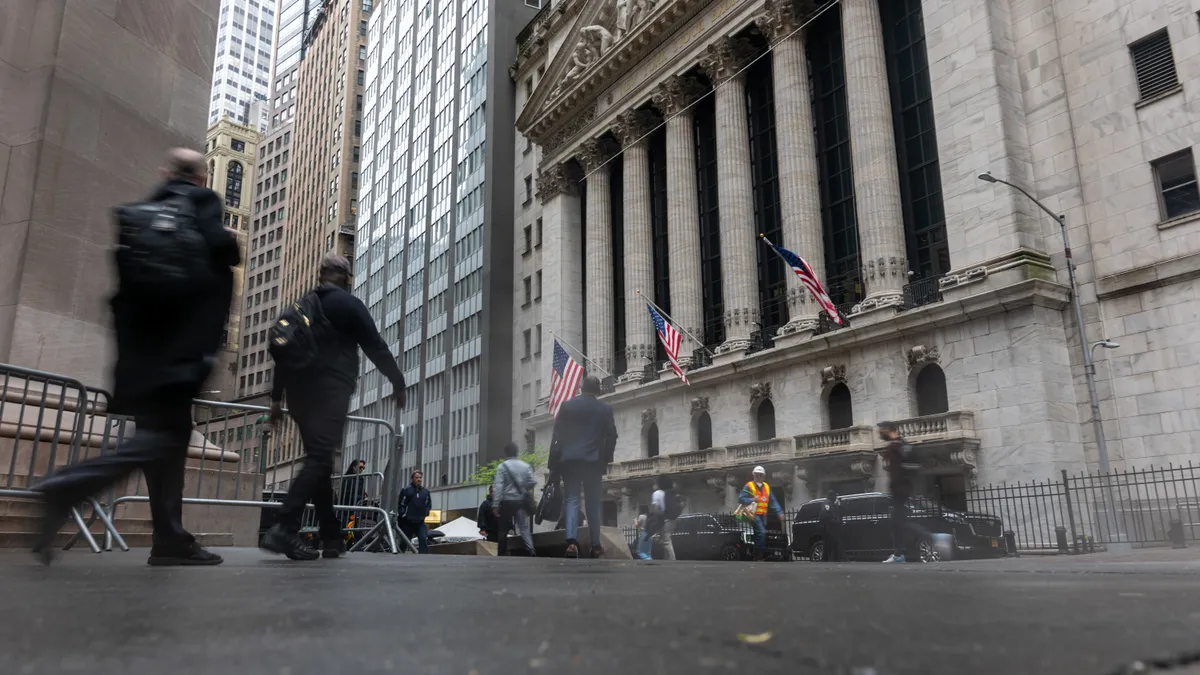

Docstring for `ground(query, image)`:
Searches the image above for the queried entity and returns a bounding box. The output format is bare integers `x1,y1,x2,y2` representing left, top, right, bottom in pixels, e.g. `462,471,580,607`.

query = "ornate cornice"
698,36,759,84
612,108,661,147
651,74,708,116
541,105,597,158
512,0,587,79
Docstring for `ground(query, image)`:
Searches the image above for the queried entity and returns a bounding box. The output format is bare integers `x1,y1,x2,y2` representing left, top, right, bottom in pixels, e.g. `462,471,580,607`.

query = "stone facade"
511,0,1200,524
0,0,220,387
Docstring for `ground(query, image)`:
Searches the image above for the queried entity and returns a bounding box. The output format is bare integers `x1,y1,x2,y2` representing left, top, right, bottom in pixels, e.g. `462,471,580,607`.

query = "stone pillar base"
715,336,751,356
778,316,819,337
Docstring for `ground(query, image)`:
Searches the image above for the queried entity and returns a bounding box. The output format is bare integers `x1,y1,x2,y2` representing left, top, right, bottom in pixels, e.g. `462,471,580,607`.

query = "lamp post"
977,172,1115,473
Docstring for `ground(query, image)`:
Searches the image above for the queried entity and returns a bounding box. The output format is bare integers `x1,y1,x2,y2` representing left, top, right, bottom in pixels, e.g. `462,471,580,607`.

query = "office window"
523,277,532,306
523,329,531,358
535,270,542,300
1152,149,1200,220
535,217,543,247
524,176,532,204
523,225,532,253
1130,29,1180,102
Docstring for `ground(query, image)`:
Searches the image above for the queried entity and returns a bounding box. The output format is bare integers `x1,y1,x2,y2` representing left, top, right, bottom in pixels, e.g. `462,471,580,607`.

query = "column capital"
536,163,581,204
577,136,620,172
698,36,759,84
754,0,818,44
611,108,661,148
651,74,708,116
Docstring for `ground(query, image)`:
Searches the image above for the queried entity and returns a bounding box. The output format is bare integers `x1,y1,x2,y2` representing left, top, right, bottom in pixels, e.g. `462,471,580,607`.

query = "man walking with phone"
260,254,406,561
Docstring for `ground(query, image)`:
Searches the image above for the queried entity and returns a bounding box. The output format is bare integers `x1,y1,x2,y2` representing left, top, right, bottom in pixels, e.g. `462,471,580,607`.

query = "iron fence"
902,276,943,309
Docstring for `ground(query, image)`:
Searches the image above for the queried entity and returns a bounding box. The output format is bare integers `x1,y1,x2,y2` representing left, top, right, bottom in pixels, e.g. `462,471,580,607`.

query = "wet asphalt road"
2,548,1199,675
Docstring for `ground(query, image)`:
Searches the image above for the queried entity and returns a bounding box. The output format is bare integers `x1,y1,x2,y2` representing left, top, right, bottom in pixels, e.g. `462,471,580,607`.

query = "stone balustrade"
795,425,875,457
725,437,794,464
667,447,726,471
893,411,975,443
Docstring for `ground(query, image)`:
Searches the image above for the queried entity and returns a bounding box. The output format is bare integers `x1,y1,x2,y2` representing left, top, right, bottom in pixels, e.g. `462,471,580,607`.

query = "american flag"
648,304,689,385
763,238,844,325
549,339,584,417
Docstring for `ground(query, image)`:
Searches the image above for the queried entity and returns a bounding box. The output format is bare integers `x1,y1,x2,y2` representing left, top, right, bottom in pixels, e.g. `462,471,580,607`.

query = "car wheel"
808,539,824,562
719,544,740,561
917,536,939,563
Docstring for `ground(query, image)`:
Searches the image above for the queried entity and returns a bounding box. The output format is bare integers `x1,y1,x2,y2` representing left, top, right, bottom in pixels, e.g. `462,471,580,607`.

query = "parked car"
791,492,1006,562
646,513,791,561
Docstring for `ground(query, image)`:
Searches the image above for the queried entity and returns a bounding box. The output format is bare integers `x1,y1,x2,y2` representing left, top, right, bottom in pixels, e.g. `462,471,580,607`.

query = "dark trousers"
276,385,352,541
891,496,909,556
822,526,841,562
39,396,194,547
496,500,534,556
560,461,603,549
399,520,428,553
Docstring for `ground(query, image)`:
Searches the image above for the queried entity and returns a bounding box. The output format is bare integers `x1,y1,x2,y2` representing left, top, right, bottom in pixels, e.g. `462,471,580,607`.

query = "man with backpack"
260,253,406,560
649,475,682,561
492,443,537,556
34,148,240,566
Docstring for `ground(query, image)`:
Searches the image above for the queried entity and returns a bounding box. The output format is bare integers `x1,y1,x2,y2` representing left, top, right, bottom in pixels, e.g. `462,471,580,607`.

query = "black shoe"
565,542,580,559
260,524,319,561
148,542,224,566
322,538,346,559
31,491,73,566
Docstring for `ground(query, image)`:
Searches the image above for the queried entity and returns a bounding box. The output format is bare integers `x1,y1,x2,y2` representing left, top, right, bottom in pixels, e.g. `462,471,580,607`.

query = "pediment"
517,0,718,155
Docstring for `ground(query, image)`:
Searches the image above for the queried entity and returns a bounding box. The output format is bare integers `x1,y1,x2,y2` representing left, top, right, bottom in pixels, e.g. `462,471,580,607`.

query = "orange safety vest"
746,481,770,516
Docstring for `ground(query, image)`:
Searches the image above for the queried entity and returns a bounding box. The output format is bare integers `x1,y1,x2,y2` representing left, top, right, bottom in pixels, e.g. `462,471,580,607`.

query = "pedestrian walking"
260,253,407,561
547,375,617,559
820,489,843,562
477,486,498,542
34,149,240,566
634,507,653,560
738,466,783,561
397,470,432,553
492,443,537,556
649,475,681,561
880,421,920,563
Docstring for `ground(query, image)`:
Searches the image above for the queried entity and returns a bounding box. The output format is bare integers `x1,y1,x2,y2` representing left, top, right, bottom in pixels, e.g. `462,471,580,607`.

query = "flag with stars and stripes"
648,303,689,385
549,339,584,417
763,237,844,325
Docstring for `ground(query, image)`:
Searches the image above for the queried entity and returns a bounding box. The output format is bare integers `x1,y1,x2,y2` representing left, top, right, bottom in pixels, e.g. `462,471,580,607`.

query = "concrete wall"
0,0,220,386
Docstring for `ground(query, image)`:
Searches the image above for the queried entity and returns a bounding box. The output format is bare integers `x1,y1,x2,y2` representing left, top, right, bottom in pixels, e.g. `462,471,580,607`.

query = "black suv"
650,513,790,561
790,493,1006,562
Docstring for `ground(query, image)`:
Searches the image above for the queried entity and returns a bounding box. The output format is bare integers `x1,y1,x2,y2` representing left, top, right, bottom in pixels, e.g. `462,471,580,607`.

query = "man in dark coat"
477,485,498,542
35,148,240,566
548,375,616,559
396,471,432,553
880,421,919,563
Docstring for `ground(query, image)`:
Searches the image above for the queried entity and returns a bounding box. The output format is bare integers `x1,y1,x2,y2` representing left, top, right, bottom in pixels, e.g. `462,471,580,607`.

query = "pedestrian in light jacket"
492,443,537,556
397,471,432,553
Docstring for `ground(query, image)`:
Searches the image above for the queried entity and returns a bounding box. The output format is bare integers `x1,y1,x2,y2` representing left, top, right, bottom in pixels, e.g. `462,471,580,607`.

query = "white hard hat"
752,466,766,475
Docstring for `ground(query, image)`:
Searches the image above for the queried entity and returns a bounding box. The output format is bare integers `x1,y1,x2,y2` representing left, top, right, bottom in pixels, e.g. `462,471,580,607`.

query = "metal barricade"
102,398,412,554
0,363,128,553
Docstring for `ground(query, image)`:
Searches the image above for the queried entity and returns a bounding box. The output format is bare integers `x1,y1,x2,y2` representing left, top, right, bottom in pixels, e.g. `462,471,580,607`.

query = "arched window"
696,411,713,450
645,423,659,458
915,364,949,416
225,161,244,209
756,399,776,440
828,383,853,430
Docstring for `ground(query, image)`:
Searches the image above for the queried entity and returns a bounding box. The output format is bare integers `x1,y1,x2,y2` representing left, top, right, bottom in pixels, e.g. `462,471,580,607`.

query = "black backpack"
113,187,212,298
664,491,683,520
268,289,331,372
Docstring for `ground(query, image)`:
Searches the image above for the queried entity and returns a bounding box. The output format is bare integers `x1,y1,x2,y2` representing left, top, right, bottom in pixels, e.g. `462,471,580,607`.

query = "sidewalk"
941,545,1200,574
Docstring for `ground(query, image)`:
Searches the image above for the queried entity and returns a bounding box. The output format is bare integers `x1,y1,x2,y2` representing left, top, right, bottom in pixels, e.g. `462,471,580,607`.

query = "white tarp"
432,516,483,541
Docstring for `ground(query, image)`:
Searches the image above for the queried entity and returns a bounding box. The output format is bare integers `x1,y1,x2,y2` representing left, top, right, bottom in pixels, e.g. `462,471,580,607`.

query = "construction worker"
738,466,783,561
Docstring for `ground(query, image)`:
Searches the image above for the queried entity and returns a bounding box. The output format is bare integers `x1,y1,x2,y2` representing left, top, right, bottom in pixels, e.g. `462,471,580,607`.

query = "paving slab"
1,548,1199,675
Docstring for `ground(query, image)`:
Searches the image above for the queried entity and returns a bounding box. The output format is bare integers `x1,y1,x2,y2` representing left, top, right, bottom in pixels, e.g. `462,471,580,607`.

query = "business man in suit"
548,375,617,558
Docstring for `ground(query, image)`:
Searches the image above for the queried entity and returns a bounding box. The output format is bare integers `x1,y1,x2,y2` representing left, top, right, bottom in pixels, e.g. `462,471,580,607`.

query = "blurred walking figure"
634,506,653,560
35,148,238,567
493,443,537,556
477,486,498,542
548,375,617,559
880,421,920,563
739,466,783,561
650,475,682,561
820,489,843,562
397,470,432,553
260,254,406,561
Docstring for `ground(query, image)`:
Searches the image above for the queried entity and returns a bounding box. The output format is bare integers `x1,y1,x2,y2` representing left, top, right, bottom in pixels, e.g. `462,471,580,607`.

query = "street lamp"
977,172,1113,474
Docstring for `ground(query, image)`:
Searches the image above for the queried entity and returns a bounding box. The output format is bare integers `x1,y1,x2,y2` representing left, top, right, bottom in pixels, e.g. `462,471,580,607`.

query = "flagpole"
548,330,613,379
634,290,715,357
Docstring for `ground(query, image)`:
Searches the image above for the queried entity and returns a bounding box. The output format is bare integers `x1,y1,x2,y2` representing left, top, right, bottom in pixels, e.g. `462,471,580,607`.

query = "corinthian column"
700,37,760,355
578,137,619,375
536,163,584,366
842,0,907,310
651,75,708,367
757,0,825,334
613,108,661,382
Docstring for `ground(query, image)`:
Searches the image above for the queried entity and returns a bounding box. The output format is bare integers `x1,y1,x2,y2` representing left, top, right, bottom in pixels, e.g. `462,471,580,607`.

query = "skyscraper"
209,0,279,128
352,0,537,511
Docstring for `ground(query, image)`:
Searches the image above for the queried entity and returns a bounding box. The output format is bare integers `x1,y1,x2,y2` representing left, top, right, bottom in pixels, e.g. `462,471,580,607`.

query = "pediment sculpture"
554,0,660,97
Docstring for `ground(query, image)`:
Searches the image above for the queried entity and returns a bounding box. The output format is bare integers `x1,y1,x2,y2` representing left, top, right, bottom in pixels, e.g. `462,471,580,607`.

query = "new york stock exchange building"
509,0,1200,525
